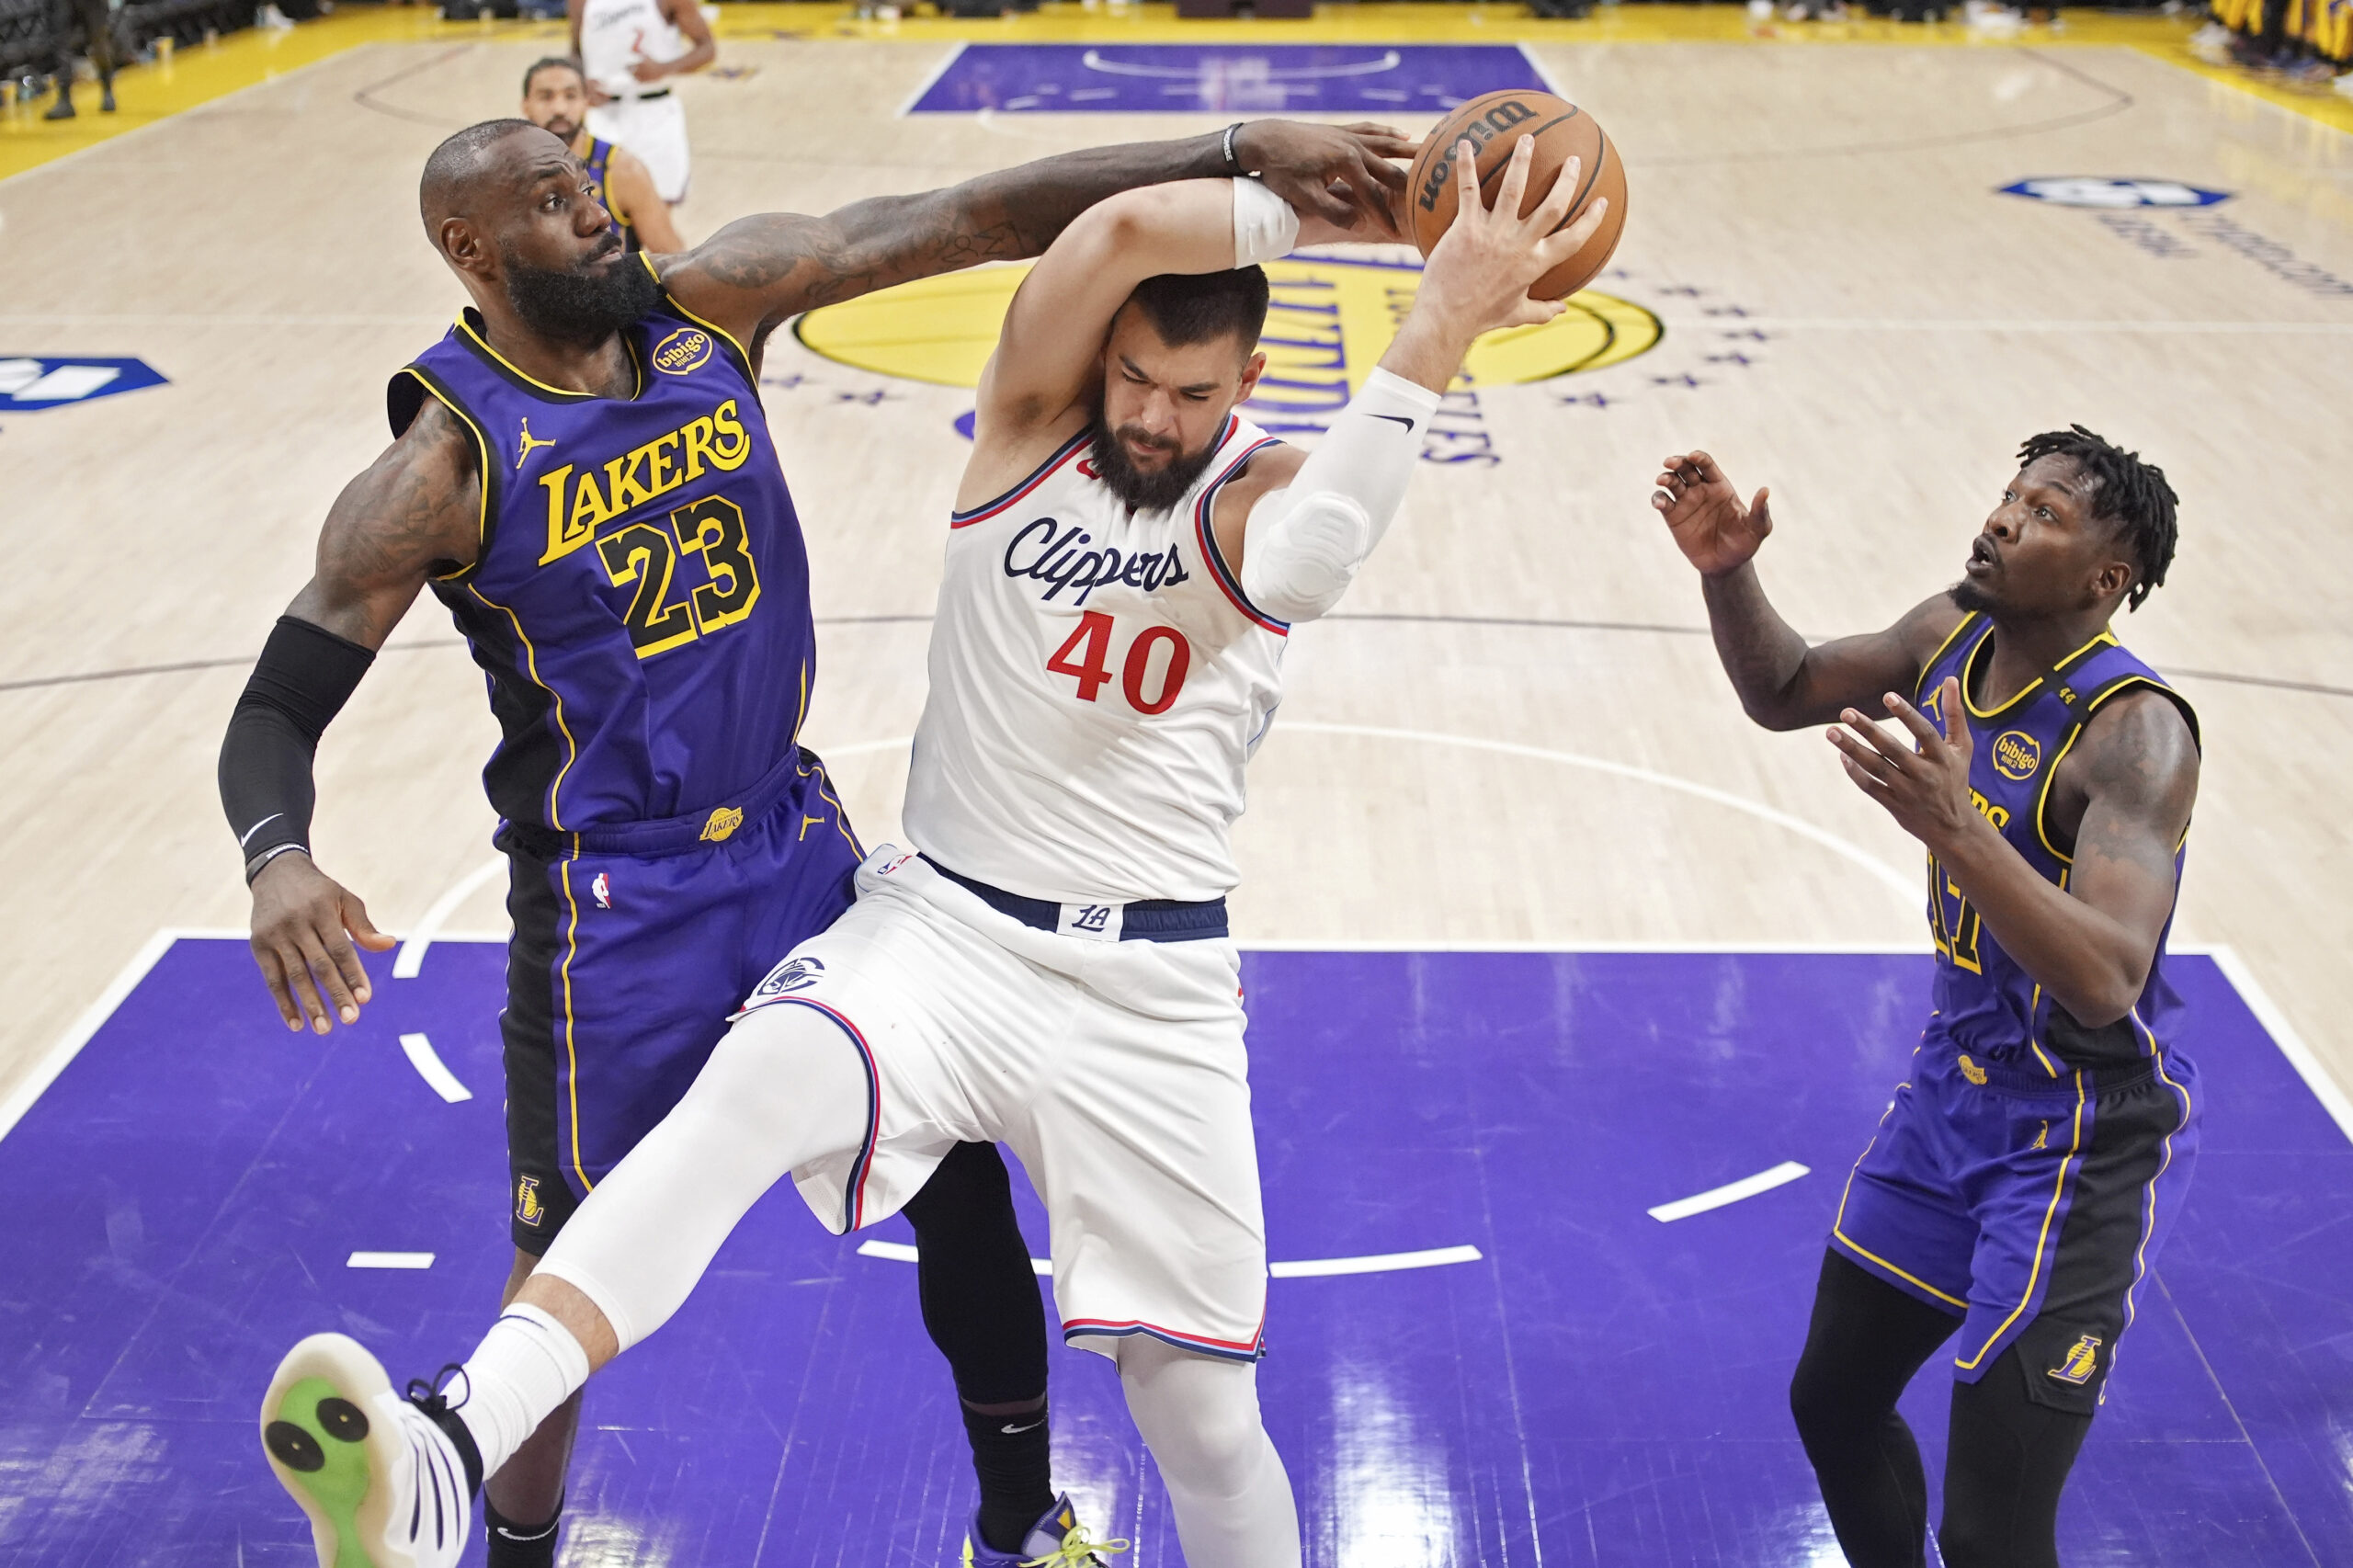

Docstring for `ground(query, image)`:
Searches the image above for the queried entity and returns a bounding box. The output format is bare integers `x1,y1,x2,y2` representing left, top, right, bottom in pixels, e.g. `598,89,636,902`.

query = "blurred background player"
40,0,117,119
570,0,713,208
1653,433,2200,1568
224,112,1408,1568
519,56,685,255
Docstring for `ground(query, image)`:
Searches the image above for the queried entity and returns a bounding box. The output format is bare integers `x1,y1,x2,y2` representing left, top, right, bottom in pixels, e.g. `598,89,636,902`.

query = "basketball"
1403,89,1629,301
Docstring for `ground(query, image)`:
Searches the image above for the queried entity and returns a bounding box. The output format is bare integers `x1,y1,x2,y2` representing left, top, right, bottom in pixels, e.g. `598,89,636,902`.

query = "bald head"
419,119,561,235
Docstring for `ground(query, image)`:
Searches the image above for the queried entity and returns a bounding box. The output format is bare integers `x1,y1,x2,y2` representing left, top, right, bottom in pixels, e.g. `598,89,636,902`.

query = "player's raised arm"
1209,136,1611,621
657,119,1412,357
216,399,483,1036
1654,449,1964,730
974,177,1361,446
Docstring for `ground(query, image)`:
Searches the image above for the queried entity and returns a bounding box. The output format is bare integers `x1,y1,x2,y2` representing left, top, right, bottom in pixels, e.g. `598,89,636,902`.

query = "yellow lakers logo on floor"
794,253,1663,428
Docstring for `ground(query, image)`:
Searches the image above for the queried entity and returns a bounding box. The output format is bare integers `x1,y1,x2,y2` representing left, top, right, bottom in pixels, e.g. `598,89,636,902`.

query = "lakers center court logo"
793,254,1663,453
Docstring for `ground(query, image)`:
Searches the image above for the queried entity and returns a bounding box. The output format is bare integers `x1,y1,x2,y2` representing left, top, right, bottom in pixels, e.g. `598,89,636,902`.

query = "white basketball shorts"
736,848,1268,1361
587,93,690,204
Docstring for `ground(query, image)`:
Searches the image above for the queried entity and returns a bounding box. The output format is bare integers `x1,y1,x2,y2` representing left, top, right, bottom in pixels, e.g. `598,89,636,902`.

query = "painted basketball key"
1405,89,1629,301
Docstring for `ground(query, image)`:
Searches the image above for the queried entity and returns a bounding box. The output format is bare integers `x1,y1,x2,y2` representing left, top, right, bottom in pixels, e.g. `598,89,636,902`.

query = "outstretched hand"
1239,119,1415,238
1415,136,1612,339
248,853,396,1034
1652,449,1773,578
1826,677,1982,853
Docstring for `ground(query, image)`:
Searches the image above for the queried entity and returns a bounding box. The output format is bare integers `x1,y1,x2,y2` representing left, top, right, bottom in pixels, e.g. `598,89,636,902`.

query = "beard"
1088,409,1222,514
502,237,658,346
542,115,580,143
1947,579,2000,614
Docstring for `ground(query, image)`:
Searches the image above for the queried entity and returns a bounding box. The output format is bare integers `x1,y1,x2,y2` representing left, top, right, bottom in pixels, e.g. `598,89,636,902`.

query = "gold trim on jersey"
465,582,581,833
1960,623,2116,721
456,311,645,403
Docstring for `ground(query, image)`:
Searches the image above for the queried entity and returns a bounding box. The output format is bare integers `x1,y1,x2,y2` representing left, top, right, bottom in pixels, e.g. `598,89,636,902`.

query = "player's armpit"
288,394,483,650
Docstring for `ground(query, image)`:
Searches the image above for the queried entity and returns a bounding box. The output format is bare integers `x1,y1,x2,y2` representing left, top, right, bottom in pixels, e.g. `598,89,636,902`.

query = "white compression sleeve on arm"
1232,176,1300,267
1237,367,1440,623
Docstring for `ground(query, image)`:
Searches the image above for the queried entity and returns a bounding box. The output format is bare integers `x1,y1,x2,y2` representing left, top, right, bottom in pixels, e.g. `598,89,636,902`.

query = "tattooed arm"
220,398,482,1036
1830,682,2199,1027
658,119,1415,362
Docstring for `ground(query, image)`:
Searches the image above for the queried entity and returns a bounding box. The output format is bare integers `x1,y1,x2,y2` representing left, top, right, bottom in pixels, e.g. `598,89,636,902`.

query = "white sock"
453,1301,591,1479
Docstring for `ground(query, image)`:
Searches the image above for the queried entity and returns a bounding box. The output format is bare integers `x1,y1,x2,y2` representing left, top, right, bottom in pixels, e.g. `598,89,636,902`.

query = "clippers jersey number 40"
1045,611,1192,716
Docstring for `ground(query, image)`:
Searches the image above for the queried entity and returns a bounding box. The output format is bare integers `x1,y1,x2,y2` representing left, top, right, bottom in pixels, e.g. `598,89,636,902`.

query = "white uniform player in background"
254,136,1607,1568
569,0,713,204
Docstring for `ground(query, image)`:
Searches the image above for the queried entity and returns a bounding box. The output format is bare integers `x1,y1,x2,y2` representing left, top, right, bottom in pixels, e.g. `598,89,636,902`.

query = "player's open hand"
1238,119,1414,238
1828,678,1981,852
1652,450,1772,578
248,853,394,1034
1415,137,1610,339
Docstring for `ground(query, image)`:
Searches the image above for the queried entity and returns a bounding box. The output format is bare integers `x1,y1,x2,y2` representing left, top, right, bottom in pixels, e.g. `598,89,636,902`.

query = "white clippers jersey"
904,415,1291,904
579,0,686,100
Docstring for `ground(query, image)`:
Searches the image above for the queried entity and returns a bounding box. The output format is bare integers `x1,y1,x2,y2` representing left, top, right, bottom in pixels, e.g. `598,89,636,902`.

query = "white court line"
1282,721,1921,908
1648,1160,1812,1222
857,1238,1483,1278
347,1252,434,1269
398,1033,472,1104
894,40,967,117
392,857,506,979
0,929,179,1143
1516,40,1566,95
2206,944,2353,1146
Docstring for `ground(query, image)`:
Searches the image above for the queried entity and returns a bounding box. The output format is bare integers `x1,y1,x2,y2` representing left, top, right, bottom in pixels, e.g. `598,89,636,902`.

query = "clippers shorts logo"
1997,178,2231,210
753,955,825,997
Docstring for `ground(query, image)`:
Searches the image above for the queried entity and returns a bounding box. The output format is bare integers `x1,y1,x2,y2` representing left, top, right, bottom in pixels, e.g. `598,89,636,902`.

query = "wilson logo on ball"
1415,97,1552,212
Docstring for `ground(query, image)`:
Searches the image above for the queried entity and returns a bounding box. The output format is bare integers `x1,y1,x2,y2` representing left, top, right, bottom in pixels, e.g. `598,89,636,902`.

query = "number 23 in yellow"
595,495,761,660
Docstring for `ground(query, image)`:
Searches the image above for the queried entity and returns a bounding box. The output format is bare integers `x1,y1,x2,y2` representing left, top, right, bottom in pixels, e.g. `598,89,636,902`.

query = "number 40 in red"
1047,610,1191,715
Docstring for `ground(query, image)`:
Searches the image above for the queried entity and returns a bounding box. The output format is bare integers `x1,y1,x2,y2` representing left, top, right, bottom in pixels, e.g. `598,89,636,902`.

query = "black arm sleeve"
218,616,375,881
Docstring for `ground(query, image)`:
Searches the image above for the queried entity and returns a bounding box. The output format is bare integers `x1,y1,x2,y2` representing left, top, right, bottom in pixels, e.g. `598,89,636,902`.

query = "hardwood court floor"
0,5,2347,1119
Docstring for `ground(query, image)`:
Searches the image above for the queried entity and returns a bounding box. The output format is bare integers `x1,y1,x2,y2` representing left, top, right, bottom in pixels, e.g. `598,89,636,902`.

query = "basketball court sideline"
1,6,2349,1562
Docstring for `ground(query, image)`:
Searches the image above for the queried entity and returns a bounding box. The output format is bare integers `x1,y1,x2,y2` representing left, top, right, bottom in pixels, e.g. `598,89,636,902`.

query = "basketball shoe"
961,1493,1130,1566
260,1333,482,1568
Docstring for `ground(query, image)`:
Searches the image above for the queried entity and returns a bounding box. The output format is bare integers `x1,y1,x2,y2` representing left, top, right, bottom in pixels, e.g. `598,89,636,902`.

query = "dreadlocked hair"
2017,424,2178,612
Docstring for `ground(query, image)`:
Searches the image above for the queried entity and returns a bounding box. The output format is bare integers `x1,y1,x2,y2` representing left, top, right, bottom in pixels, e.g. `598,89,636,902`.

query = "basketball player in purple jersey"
1654,431,2200,1568
216,114,1410,1567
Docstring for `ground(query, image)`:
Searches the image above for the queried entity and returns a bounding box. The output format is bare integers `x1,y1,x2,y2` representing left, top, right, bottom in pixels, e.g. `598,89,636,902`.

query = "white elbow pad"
1240,488,1373,623
1232,176,1301,268
1237,368,1439,622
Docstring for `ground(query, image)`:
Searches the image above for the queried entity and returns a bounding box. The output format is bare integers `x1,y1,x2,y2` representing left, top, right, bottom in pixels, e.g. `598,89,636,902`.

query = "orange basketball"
1404,89,1629,301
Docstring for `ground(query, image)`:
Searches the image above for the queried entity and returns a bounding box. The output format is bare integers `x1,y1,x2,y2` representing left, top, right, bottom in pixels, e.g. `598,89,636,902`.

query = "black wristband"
220,615,375,874
1222,122,1246,176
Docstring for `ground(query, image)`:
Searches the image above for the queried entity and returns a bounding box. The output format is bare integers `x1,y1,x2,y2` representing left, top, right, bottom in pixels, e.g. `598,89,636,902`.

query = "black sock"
484,1493,563,1568
962,1398,1053,1553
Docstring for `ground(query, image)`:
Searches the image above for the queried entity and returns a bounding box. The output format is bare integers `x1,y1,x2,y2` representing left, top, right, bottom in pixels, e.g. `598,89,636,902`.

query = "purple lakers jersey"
1916,613,2200,1071
389,262,813,833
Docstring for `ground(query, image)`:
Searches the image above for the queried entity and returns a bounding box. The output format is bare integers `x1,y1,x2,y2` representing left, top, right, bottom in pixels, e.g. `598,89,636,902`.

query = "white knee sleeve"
1238,367,1440,623
1118,1337,1301,1568
529,1000,872,1353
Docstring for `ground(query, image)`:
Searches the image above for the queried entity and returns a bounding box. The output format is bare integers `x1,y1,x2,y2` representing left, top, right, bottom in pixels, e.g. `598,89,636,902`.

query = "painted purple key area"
3,941,2347,1564
906,43,1547,116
